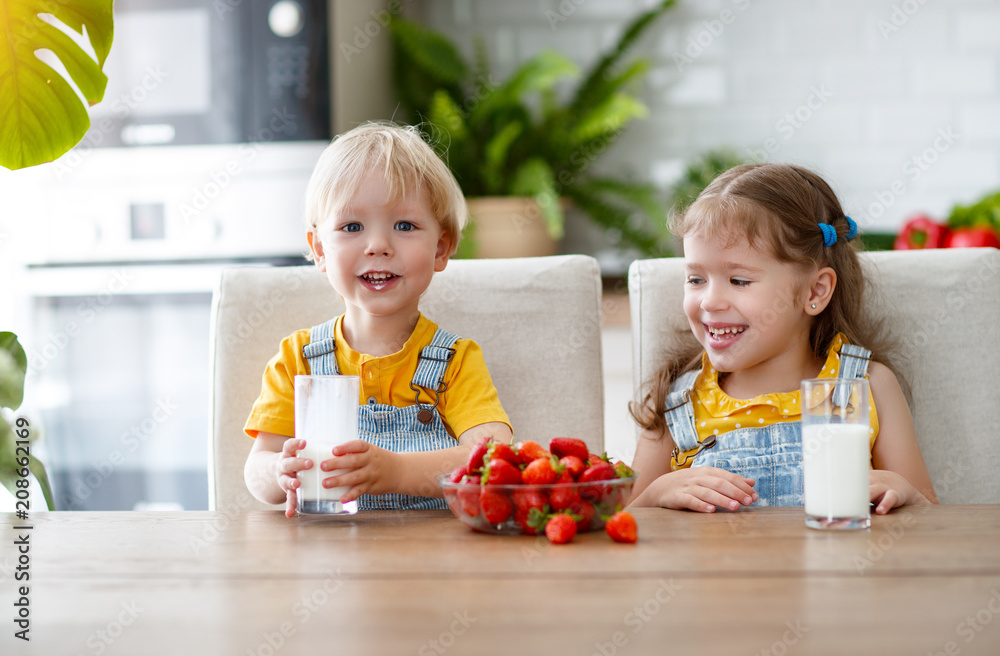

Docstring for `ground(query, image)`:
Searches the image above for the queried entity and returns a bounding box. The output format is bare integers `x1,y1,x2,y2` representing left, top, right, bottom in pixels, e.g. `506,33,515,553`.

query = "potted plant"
1,0,114,508
389,1,676,258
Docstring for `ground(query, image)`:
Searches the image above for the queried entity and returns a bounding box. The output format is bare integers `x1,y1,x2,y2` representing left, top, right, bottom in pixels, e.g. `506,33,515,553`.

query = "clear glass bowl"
438,474,636,535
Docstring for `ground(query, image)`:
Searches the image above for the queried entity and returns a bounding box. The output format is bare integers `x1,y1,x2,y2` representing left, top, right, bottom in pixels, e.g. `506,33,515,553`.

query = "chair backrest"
628,248,1000,504
209,255,605,510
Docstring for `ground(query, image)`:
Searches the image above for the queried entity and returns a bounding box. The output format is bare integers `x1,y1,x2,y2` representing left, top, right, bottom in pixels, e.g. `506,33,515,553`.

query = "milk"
802,423,870,520
294,375,360,514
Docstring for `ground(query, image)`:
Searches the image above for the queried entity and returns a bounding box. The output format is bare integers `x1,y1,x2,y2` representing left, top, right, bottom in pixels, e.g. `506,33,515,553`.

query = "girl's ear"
805,266,837,315
307,230,326,272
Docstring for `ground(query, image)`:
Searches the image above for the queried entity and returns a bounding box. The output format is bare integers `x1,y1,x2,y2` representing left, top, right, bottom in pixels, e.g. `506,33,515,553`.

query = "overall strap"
663,370,701,453
832,343,872,408
409,328,460,424
303,318,341,375
411,328,460,392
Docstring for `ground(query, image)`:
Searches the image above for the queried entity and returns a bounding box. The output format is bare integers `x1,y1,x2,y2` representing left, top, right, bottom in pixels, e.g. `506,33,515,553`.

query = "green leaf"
571,94,648,144
472,51,577,126
0,0,114,170
0,332,27,410
510,158,563,239
390,18,467,86
481,120,524,194
427,90,469,144
28,453,55,510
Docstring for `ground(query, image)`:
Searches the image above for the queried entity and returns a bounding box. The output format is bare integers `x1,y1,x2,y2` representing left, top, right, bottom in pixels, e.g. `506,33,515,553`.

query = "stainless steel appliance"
88,0,330,147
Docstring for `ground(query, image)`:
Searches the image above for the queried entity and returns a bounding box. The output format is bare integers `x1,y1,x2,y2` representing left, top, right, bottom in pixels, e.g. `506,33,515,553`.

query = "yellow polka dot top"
673,332,880,470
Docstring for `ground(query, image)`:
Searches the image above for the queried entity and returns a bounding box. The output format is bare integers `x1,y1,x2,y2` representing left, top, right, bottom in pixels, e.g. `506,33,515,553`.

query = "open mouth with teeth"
706,324,747,346
360,272,398,290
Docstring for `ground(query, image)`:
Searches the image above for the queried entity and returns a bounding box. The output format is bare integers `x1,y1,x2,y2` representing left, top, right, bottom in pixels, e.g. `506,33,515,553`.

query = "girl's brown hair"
630,163,900,435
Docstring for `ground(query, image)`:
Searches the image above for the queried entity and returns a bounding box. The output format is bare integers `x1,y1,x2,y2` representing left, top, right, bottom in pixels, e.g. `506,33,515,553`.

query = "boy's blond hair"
305,122,467,255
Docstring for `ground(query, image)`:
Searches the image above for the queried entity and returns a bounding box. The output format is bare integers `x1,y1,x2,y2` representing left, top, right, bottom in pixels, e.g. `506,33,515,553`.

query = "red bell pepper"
944,227,1000,249
894,215,949,250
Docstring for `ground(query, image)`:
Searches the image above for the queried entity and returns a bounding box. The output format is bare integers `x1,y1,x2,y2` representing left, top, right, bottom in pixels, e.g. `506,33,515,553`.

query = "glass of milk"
801,378,871,530
294,375,360,515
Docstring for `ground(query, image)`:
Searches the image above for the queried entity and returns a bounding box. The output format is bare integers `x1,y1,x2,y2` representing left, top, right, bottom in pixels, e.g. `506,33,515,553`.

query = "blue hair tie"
844,215,858,240
819,223,837,247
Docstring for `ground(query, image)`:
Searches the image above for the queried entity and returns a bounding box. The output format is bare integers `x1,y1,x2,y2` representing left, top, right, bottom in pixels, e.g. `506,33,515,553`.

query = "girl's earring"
811,304,817,310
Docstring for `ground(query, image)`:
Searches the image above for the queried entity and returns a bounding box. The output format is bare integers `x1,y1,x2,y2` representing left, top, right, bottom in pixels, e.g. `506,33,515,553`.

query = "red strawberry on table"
481,488,513,525
482,458,522,485
579,461,616,483
514,440,550,465
605,510,638,543
522,456,559,485
544,513,578,544
550,437,590,462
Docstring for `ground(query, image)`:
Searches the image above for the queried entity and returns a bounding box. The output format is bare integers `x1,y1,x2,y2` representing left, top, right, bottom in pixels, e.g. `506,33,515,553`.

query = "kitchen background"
2,0,998,511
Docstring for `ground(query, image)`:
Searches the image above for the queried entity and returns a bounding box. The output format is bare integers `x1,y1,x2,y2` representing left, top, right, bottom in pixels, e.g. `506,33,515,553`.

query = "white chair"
628,248,1000,504
209,255,606,510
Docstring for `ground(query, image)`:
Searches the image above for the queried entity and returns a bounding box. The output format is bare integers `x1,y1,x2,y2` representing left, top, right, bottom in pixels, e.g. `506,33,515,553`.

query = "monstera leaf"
0,0,114,170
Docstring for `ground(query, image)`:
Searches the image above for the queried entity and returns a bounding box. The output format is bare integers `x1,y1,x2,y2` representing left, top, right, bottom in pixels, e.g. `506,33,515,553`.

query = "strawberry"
512,489,549,535
550,437,590,462
614,461,636,479
457,475,481,518
588,452,610,466
545,513,578,544
448,464,469,483
481,488,513,525
466,437,493,473
522,456,559,485
549,470,581,511
571,499,596,531
558,455,586,480
605,510,638,543
486,441,519,466
482,458,522,486
514,440,550,465
579,461,616,483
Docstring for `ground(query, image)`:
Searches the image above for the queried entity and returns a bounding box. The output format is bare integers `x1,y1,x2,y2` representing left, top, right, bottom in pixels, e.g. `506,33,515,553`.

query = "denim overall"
303,318,458,510
664,344,872,507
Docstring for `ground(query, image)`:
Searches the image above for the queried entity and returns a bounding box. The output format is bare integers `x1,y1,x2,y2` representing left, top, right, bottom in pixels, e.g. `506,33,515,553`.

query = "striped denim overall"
303,318,459,510
663,344,872,507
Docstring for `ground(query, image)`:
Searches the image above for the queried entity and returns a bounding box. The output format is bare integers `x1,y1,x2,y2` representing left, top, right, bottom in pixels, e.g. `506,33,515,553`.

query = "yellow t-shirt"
673,333,879,470
244,313,511,440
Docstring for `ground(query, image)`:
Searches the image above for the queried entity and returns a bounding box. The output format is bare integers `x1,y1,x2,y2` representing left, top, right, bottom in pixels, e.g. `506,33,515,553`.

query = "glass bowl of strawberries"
438,437,636,536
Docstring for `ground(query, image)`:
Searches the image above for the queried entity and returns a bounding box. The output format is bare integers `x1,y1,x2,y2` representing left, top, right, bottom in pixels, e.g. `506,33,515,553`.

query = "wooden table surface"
4,505,1000,655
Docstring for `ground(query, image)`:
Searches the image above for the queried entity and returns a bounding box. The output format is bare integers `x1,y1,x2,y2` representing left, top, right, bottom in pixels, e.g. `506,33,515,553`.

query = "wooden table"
4,505,1000,655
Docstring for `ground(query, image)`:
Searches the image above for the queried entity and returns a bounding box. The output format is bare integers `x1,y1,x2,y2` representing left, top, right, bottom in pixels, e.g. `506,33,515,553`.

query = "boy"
244,123,513,516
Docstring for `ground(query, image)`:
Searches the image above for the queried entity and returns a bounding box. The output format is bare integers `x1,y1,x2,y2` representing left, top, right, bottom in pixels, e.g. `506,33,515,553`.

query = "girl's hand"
276,438,313,518
320,440,401,503
634,467,758,512
869,469,931,515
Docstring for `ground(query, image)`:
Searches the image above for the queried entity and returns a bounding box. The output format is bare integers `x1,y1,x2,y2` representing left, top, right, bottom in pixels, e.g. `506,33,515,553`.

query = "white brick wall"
419,0,1000,234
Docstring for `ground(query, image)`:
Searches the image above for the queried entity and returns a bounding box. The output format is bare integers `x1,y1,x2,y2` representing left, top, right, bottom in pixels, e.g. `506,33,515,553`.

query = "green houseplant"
390,0,676,257
1,0,114,508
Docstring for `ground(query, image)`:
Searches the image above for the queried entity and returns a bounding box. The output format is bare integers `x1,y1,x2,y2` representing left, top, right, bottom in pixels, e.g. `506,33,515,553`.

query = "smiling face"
308,172,452,324
682,229,822,390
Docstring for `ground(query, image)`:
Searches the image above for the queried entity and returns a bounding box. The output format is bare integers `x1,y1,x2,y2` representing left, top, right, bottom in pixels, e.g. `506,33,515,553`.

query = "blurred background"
2,0,998,510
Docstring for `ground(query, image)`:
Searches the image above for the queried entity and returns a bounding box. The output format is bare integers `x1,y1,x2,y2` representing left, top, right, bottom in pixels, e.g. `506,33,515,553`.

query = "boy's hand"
638,467,758,513
869,469,930,515
321,440,401,503
276,438,313,518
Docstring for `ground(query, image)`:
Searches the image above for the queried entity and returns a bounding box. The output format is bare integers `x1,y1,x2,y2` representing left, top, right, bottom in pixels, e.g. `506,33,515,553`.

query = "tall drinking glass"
294,375,360,515
801,378,871,530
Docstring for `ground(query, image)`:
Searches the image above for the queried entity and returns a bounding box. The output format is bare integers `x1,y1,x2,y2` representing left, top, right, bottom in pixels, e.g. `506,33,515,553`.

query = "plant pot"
465,197,559,259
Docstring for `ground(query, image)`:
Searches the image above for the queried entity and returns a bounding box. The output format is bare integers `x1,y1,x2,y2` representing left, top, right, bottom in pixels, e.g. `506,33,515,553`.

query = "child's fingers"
873,488,900,515
281,438,306,457
700,471,757,505
331,440,370,456
284,488,297,518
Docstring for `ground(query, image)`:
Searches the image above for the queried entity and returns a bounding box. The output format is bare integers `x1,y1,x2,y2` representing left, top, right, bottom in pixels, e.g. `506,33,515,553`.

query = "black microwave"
85,0,330,147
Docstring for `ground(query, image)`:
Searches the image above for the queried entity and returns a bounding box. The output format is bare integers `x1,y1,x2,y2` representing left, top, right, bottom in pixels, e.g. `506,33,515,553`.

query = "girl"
628,163,937,514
